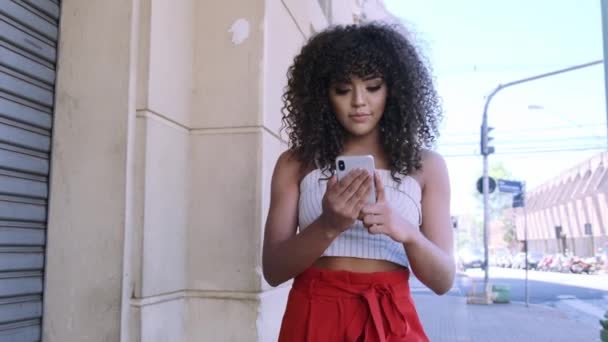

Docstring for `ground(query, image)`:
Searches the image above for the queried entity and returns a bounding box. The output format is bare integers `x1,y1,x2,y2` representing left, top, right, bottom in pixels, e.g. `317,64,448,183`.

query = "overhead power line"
442,135,606,146
441,123,607,137
442,146,605,157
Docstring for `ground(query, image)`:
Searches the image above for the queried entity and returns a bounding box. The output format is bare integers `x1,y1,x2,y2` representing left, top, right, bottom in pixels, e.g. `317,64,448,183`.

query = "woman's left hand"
361,171,419,244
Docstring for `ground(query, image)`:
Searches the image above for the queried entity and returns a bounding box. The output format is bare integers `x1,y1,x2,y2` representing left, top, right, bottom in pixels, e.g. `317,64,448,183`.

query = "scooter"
569,257,596,274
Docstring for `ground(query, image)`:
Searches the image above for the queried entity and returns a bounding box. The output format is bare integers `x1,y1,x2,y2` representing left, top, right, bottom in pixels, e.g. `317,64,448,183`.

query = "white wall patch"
228,19,250,45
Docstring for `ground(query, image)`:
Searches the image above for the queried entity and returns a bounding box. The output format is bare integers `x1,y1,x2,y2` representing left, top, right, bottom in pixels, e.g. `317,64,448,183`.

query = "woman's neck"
341,130,389,168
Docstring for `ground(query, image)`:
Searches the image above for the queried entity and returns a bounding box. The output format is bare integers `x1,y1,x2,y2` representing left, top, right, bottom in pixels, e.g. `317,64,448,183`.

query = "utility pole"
522,182,529,308
480,60,603,295
602,0,608,149
480,118,494,288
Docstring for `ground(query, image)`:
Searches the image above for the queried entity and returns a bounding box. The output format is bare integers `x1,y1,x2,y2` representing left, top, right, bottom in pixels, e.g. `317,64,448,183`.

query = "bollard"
491,284,511,303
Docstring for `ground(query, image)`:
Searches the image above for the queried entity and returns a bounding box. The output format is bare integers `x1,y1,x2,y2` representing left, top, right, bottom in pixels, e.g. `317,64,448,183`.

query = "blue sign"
498,179,523,194
476,176,496,194
512,193,524,208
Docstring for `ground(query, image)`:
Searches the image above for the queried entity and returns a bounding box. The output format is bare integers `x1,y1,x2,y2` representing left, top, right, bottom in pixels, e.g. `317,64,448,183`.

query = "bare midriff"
313,256,406,273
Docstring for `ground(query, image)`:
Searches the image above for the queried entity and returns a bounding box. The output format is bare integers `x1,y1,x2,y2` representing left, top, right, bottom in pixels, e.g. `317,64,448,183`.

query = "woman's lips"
349,113,371,123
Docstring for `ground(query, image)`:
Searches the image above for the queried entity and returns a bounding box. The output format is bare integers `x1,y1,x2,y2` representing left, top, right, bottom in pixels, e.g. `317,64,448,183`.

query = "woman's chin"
344,125,378,138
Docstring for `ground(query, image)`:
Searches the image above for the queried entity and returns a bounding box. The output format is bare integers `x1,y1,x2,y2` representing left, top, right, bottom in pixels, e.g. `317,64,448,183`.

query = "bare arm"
404,151,455,294
262,152,372,287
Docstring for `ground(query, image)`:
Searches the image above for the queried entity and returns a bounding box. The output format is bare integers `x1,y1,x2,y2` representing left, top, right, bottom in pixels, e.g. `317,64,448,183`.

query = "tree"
473,162,519,251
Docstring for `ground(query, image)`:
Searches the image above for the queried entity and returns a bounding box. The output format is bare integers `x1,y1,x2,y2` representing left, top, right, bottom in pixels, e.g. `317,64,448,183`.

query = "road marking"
410,284,461,295
559,297,606,319
556,295,576,300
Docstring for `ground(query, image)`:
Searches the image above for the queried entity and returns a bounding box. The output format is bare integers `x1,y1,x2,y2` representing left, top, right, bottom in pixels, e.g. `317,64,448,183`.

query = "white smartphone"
335,155,377,205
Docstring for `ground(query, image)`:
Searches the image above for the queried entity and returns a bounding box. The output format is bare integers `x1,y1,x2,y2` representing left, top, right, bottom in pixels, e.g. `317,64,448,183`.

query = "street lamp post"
480,60,603,292
602,0,608,149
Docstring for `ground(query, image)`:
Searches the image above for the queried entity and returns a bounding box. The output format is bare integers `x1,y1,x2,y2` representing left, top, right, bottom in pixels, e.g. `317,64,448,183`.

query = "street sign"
512,193,524,208
476,176,496,194
497,179,523,194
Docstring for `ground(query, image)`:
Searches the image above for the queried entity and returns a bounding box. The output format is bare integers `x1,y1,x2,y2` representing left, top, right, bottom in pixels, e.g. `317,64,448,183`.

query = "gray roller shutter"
0,0,59,340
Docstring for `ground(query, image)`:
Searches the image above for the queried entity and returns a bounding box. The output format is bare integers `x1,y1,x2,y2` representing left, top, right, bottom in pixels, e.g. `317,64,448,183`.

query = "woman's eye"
334,88,350,95
367,85,382,92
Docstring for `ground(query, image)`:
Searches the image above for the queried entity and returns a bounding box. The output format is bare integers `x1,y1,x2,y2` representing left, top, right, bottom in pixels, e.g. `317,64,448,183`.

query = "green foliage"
473,162,519,248
601,310,608,342
474,162,516,215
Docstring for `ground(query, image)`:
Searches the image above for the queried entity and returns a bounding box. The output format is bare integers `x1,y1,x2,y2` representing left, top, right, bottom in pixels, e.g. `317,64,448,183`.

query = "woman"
262,22,454,342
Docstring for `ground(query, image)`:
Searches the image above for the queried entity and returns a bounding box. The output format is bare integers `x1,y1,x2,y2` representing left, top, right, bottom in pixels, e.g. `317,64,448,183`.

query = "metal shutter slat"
0,296,42,323
0,43,55,85
0,248,44,271
0,94,52,130
0,19,55,63
0,272,42,297
0,148,48,175
0,68,53,107
0,199,46,222
0,319,40,341
0,227,45,245
22,0,60,21
0,174,47,199
0,0,57,41
0,121,50,152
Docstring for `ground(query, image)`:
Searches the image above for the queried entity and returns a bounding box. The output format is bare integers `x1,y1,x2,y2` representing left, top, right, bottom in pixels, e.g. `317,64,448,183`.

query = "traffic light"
480,124,495,156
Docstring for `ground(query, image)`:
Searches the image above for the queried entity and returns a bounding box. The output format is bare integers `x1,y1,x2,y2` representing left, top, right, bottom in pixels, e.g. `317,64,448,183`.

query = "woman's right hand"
319,169,372,234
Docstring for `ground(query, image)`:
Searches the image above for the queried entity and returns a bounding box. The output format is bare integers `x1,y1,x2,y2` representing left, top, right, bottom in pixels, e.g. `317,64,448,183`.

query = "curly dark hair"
281,22,442,181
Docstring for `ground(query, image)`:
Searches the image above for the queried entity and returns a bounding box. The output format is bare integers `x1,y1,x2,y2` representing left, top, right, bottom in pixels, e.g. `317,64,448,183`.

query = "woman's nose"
351,88,365,107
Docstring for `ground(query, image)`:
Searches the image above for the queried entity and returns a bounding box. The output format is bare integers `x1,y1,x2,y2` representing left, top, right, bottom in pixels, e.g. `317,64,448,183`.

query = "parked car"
527,251,544,269
493,248,513,268
512,251,543,269
459,248,486,270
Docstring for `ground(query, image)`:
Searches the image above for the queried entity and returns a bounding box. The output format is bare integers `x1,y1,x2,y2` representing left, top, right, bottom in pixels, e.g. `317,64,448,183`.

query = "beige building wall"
43,0,371,341
515,152,608,256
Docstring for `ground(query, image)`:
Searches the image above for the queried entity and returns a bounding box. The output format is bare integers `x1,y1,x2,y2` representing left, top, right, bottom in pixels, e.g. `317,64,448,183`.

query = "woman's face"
329,75,387,138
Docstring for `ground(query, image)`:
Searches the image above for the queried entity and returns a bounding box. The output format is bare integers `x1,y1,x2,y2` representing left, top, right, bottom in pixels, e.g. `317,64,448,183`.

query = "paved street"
411,267,608,341
462,267,608,326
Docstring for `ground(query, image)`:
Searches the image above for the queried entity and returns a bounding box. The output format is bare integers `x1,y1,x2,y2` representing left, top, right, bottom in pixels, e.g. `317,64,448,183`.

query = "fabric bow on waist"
343,283,410,342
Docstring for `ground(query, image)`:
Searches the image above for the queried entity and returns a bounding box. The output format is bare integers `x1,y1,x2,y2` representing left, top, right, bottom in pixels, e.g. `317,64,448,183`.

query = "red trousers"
278,267,429,342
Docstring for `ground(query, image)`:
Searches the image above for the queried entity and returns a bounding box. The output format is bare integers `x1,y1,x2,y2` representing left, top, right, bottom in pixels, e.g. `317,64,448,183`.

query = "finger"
338,169,363,190
348,175,372,204
327,175,338,190
374,171,386,203
340,170,370,198
363,214,383,227
346,181,368,207
353,199,367,219
368,224,384,235
361,203,382,216
345,180,372,216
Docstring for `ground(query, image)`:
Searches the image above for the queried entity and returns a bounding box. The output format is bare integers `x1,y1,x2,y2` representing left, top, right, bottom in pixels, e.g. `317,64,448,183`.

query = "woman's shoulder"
420,149,446,164
419,149,449,185
273,150,313,186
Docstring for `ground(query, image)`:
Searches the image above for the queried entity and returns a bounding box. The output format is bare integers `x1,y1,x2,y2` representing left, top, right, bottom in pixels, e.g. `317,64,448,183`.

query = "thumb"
327,175,337,189
374,171,386,203
368,224,384,235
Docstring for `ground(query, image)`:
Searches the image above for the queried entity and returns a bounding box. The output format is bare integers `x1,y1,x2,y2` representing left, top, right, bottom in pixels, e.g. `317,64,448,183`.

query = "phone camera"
338,160,345,171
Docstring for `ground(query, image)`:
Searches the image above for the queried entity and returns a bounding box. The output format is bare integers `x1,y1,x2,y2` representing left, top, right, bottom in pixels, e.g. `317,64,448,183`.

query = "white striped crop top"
298,169,422,267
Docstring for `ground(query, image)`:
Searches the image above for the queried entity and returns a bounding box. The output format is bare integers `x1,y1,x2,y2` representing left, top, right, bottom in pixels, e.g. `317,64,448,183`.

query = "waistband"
291,267,416,342
293,267,411,298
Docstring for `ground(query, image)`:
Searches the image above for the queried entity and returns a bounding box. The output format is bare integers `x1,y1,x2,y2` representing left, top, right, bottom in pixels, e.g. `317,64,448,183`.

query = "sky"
383,0,607,215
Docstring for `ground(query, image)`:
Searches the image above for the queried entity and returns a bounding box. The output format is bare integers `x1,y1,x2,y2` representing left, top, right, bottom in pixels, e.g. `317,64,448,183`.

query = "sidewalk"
410,280,601,342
